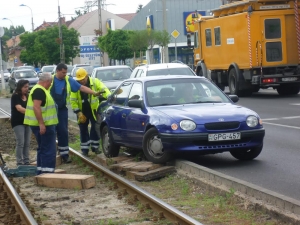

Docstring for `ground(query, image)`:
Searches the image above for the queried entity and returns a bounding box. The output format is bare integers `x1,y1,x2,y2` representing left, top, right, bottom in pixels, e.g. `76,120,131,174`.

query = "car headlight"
246,116,258,127
180,120,196,131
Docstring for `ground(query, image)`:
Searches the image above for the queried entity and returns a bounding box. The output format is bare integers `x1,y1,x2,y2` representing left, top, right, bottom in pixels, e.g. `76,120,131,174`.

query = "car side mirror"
228,95,239,103
128,99,143,108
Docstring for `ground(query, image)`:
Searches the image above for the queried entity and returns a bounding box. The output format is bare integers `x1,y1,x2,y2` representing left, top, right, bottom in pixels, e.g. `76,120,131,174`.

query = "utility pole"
58,0,65,63
162,0,169,63
98,0,104,67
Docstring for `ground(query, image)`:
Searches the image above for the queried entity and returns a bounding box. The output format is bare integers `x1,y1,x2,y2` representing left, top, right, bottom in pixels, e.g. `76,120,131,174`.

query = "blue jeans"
13,125,31,165
31,125,56,175
78,114,99,154
56,107,69,160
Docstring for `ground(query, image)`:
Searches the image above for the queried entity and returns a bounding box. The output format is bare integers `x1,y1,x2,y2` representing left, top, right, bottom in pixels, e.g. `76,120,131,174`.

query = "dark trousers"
57,107,69,160
79,114,99,154
31,125,56,175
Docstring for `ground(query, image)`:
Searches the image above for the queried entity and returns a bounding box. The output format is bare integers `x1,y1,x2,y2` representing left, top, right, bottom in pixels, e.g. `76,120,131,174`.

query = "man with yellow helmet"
70,68,111,156
50,63,101,163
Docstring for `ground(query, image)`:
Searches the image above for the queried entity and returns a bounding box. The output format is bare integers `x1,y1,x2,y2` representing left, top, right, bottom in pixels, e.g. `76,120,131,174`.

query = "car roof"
14,69,36,72
42,65,56,68
93,65,131,71
136,63,190,71
126,75,204,83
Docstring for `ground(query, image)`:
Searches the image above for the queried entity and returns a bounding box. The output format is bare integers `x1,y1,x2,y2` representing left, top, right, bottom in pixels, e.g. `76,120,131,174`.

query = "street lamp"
20,4,34,32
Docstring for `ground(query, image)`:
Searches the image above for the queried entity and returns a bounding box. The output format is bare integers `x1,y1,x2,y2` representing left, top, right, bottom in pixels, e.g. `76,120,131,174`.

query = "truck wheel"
252,86,260,93
277,86,300,95
216,82,225,91
230,145,263,160
101,125,120,157
142,127,172,164
229,68,239,95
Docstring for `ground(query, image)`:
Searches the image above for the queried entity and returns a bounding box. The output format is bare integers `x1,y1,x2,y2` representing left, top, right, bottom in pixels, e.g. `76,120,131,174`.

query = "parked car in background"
91,65,132,92
17,66,35,71
67,65,74,76
0,69,10,82
8,69,38,93
40,65,56,76
130,63,195,78
96,76,265,164
70,64,93,77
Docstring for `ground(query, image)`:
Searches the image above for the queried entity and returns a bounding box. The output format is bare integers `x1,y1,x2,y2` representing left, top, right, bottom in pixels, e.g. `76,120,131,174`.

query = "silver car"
0,69,10,82
8,69,38,93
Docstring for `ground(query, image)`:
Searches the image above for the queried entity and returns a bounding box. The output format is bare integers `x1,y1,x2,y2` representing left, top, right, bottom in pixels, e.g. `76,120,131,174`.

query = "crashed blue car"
96,76,265,164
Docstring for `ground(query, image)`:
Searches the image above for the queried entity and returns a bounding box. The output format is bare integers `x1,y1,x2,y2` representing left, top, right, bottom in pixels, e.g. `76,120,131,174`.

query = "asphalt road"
1,87,299,201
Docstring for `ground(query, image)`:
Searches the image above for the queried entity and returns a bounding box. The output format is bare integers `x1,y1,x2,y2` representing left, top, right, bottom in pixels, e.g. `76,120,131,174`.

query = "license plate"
208,132,241,141
282,77,298,82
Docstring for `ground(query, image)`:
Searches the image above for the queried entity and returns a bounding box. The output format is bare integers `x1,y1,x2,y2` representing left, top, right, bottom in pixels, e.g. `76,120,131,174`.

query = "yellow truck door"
260,15,287,66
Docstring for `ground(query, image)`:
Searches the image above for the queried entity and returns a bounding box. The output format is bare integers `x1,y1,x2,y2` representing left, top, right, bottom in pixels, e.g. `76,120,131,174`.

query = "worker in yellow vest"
70,68,111,156
24,73,58,175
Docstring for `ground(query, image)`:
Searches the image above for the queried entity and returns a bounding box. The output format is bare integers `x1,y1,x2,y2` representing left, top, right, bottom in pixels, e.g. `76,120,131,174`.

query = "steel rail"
0,107,11,117
69,148,203,225
0,169,38,225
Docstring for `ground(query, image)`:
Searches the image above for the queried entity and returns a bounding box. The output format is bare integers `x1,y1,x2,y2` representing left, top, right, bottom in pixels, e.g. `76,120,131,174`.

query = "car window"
147,68,195,76
145,78,230,106
72,66,93,77
128,82,143,103
95,68,131,81
43,66,55,72
67,66,74,73
15,71,37,79
110,82,132,106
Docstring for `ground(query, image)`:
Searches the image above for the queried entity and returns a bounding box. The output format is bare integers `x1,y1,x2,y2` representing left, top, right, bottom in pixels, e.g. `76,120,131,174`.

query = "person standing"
10,79,31,166
24,73,58,175
50,63,102,163
70,68,111,156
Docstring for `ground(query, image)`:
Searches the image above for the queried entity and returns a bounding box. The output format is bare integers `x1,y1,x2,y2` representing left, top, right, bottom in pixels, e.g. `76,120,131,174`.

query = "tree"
71,10,87,20
136,4,143,13
155,30,171,63
128,30,148,65
19,25,80,65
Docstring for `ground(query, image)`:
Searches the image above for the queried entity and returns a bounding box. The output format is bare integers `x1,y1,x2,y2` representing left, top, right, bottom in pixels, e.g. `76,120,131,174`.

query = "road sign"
171,29,180,39
14,59,18,63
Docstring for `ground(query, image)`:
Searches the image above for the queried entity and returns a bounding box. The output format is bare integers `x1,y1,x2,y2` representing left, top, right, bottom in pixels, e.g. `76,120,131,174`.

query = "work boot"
82,152,89,157
62,157,72,164
94,149,101,155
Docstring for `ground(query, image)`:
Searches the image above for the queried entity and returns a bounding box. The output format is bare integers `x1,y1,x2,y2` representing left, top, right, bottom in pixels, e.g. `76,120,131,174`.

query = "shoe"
16,163,24,166
94,150,101,155
82,152,89,157
24,162,30,165
62,158,72,164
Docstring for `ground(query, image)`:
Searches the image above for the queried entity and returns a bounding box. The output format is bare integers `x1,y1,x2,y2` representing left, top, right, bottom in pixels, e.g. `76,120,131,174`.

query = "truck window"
266,42,282,62
265,19,281,39
205,29,212,47
214,27,221,46
194,32,198,48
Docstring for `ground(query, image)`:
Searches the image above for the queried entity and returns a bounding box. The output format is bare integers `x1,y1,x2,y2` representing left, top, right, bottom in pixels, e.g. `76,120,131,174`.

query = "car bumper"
159,128,265,152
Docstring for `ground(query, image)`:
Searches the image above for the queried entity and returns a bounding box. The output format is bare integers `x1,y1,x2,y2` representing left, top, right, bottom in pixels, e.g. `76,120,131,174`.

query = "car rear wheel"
101,125,120,157
142,127,172,164
230,145,263,160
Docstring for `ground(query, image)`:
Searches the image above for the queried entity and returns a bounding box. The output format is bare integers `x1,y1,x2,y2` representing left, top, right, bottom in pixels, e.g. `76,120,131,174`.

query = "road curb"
174,160,300,222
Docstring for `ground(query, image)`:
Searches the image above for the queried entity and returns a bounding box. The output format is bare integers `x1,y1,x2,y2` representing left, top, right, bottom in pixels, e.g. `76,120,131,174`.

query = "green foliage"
19,25,80,65
3,25,25,38
155,30,171,48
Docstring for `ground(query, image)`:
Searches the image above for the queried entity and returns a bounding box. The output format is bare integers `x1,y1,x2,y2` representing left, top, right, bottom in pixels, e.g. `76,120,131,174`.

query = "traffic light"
187,33,191,47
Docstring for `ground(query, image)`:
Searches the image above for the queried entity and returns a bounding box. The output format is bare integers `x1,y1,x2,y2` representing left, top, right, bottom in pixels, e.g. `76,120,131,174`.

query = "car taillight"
262,78,278,83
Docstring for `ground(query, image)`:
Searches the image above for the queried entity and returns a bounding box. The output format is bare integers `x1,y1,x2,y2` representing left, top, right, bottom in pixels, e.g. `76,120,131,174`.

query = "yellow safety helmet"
75,68,88,81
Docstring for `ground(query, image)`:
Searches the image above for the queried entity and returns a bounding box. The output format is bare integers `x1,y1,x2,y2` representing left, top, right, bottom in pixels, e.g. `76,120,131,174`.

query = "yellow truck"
193,0,300,96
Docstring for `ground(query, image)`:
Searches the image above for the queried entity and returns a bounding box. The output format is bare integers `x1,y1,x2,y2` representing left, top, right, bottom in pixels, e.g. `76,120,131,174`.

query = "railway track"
0,108,203,225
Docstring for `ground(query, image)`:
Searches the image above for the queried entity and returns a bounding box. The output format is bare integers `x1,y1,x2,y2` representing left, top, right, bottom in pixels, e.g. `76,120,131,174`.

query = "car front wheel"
142,127,172,164
101,125,120,157
230,145,263,160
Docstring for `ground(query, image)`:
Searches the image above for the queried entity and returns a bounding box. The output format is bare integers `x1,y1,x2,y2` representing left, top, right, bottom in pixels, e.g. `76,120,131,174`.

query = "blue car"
96,76,265,164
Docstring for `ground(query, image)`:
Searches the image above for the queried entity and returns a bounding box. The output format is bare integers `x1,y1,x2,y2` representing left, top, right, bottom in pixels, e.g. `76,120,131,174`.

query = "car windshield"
147,68,195,76
15,71,37,79
95,68,131,81
145,78,230,107
42,66,55,72
67,66,73,73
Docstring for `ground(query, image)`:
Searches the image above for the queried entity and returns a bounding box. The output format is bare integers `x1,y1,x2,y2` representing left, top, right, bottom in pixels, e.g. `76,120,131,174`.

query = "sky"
0,0,151,32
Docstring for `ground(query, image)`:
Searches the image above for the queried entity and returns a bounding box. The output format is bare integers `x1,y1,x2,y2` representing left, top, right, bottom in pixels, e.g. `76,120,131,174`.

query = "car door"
104,82,133,143
8,72,15,90
124,82,149,147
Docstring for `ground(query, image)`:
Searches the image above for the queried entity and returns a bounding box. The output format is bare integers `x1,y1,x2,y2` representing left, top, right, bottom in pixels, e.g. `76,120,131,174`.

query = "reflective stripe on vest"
24,84,58,126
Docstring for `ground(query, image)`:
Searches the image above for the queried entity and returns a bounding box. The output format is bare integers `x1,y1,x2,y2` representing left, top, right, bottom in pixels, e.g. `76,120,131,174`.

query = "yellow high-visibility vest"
24,84,58,126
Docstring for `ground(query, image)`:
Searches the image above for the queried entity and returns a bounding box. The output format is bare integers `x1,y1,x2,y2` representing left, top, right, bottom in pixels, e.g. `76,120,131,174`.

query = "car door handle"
122,113,126,118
